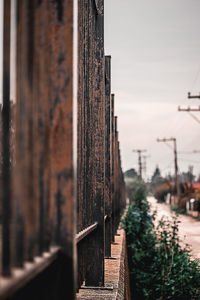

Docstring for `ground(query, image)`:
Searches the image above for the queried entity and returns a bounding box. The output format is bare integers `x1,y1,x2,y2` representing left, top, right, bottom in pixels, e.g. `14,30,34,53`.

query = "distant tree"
151,165,161,182
197,174,200,183
124,168,138,179
180,166,195,183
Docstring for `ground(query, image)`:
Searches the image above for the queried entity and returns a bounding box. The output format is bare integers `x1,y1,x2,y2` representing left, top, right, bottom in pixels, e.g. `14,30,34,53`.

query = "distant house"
186,182,200,191
185,182,200,217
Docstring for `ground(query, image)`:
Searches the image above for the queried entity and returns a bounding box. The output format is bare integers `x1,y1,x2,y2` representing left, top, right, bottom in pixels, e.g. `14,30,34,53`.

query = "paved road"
148,196,200,260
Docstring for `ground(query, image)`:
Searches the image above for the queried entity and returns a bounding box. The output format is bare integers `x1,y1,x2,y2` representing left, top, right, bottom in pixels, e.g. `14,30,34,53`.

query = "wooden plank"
2,0,11,276
33,0,52,256
15,1,76,297
111,94,115,242
14,0,40,267
104,56,112,258
78,0,105,287
114,116,119,233
48,0,76,297
77,0,87,233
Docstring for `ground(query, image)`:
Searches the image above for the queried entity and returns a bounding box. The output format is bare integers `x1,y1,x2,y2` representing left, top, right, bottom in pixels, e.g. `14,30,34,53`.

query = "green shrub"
122,185,200,299
171,205,188,216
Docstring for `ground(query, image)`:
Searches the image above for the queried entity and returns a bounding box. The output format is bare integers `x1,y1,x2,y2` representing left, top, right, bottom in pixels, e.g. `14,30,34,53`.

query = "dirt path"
148,196,200,260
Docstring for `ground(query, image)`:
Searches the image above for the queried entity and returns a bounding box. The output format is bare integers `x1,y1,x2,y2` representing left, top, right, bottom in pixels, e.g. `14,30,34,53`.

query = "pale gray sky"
105,0,200,179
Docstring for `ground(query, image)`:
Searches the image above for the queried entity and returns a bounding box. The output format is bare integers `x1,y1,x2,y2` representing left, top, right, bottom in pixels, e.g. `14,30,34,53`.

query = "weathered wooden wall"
0,0,126,299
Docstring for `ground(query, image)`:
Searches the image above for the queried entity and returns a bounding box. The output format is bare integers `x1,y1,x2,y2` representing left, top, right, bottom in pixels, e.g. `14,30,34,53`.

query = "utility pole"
157,138,180,201
132,149,147,180
142,155,151,181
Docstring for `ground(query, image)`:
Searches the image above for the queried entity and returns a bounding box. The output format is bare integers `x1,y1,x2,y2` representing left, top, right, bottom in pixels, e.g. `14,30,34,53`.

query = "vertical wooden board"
111,94,115,241
14,0,76,296
77,0,105,287
34,0,52,255
14,0,40,266
114,117,119,232
104,56,111,258
2,0,11,276
48,0,76,297
116,140,120,226
85,0,105,287
77,0,87,287
77,0,88,232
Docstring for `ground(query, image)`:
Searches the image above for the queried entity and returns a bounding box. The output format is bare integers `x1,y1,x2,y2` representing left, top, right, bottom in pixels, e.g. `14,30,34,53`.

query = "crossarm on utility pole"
188,92,200,99
178,106,200,112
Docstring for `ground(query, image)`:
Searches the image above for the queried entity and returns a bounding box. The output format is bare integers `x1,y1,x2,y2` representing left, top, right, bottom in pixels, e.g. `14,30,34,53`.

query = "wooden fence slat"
111,94,115,242
15,0,39,266
104,56,112,258
78,0,105,287
48,0,76,297
15,1,76,298
2,0,11,276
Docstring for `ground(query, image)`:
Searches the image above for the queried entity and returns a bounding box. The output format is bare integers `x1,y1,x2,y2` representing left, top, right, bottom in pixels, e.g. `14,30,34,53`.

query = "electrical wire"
163,142,174,151
187,111,200,125
180,159,200,164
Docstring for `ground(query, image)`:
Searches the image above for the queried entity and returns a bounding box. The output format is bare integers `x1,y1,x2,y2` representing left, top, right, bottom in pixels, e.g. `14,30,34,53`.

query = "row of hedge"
122,184,200,299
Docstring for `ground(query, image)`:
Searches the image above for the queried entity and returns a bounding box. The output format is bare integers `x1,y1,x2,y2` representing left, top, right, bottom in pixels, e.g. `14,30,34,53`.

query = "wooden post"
104,56,112,258
78,0,105,287
2,0,11,276
48,1,76,297
15,1,76,297
111,94,115,242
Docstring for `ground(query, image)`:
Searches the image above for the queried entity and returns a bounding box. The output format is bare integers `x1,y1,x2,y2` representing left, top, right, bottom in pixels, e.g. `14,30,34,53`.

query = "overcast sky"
105,0,200,179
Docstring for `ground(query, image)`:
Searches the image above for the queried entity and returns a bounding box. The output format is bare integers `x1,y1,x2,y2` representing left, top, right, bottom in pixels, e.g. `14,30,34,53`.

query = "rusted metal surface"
2,0,11,277
104,56,112,258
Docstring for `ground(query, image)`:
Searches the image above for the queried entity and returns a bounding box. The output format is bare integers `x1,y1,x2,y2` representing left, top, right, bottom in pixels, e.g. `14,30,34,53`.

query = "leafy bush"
122,184,200,300
171,205,188,216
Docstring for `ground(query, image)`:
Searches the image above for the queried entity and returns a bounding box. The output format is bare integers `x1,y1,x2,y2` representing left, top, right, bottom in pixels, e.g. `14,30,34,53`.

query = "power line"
180,159,200,164
179,150,200,154
163,142,174,151
160,160,174,172
187,111,200,124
